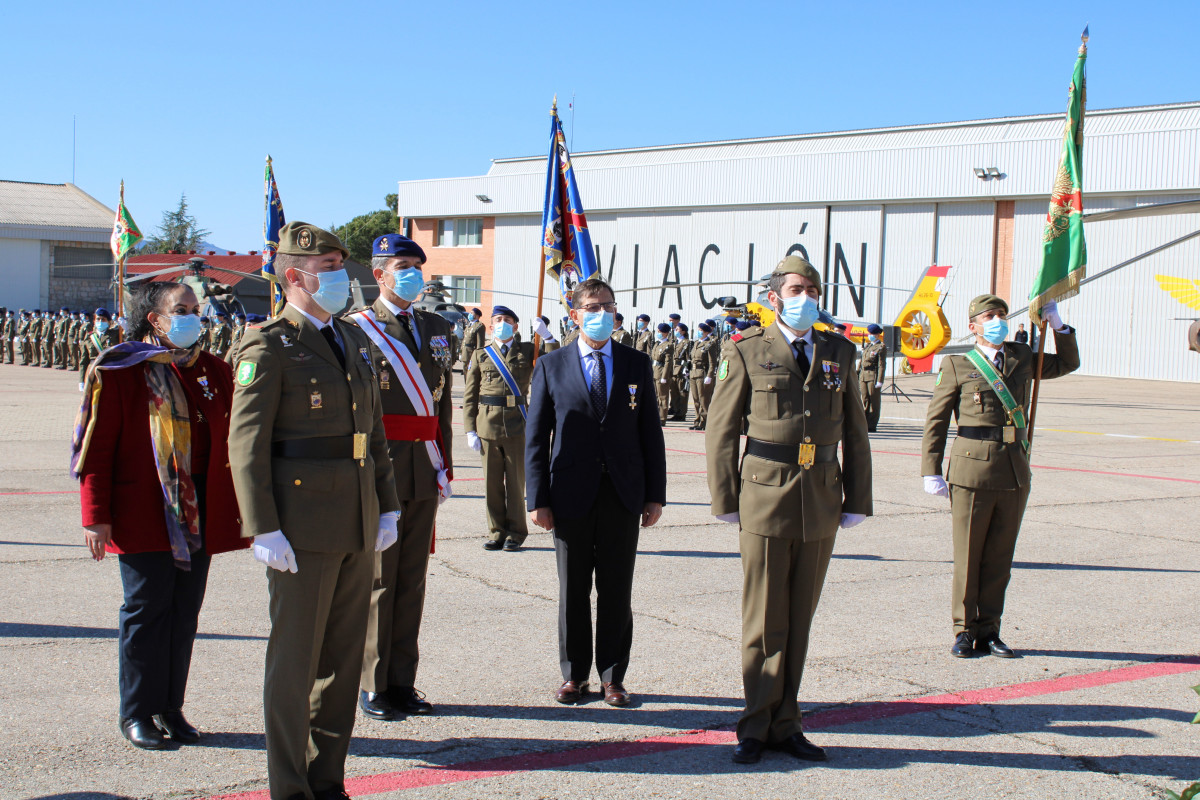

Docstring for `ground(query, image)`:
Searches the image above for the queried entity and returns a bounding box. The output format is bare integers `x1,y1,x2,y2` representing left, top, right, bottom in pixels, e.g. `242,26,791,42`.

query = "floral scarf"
71,339,203,570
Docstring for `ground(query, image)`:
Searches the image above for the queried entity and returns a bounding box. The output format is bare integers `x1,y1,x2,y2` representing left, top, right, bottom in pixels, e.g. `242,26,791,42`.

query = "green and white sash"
965,348,1030,452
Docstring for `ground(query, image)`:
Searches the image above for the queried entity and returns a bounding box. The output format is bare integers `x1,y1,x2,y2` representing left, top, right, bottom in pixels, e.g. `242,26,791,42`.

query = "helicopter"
123,255,265,318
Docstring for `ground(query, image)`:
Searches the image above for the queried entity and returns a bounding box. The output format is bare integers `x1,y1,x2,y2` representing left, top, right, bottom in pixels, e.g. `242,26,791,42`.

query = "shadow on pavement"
0,622,265,641
27,794,138,800
0,540,86,548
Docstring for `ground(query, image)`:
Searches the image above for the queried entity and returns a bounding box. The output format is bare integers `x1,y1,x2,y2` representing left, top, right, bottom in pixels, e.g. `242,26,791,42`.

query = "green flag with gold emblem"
1029,29,1088,325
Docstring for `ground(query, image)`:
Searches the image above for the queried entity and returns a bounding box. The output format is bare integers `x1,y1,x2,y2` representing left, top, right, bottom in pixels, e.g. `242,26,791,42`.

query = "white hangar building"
396,102,1200,383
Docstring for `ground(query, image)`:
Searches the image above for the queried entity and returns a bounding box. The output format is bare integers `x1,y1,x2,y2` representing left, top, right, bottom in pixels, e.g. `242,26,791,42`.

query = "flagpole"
116,180,126,342
531,98,557,366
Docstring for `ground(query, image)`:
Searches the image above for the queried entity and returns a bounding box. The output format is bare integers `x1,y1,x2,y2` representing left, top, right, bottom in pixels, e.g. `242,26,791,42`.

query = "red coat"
78,352,248,555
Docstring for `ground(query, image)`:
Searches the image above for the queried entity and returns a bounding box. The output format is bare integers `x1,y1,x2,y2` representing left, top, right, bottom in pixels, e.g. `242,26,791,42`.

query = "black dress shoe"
313,788,351,800
503,539,522,552
391,686,433,714
483,540,503,551
120,716,169,750
153,710,199,743
951,631,974,658
977,633,1017,658
359,689,402,721
732,737,765,764
770,733,827,761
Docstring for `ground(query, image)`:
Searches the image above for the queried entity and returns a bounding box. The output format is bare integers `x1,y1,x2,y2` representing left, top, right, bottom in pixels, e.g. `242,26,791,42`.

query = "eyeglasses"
577,302,618,314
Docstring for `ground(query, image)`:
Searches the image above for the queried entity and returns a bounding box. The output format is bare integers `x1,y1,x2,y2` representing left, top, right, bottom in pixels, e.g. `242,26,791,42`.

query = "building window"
437,218,483,247
446,275,481,304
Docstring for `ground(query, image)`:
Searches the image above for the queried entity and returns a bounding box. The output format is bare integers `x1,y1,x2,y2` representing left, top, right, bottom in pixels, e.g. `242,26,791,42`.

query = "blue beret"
699,322,713,333
615,313,624,321
491,305,519,323
60,306,69,312
736,320,752,331
676,323,689,333
215,310,228,318
867,323,883,334
725,315,738,323
657,322,671,333
668,313,681,321
637,313,650,322
472,308,482,316
94,307,111,319
705,319,716,327
373,234,426,262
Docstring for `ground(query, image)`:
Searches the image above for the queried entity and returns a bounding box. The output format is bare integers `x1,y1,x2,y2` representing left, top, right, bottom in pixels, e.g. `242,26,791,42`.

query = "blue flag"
541,106,597,310
262,157,286,315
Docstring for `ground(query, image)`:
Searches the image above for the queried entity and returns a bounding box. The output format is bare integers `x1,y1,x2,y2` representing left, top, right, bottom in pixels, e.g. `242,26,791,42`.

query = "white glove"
467,431,482,453
923,475,950,498
703,376,713,385
875,381,882,389
716,512,740,524
533,318,555,342
1040,300,1065,332
253,531,297,573
660,378,667,384
840,513,866,529
79,382,85,392
376,511,399,552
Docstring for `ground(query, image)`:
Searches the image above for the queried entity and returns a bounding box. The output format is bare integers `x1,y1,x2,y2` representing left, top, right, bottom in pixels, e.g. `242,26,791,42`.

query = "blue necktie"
589,352,606,418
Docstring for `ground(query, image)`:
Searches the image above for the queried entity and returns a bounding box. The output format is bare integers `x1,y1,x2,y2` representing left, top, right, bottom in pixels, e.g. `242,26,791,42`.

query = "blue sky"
3,0,1197,248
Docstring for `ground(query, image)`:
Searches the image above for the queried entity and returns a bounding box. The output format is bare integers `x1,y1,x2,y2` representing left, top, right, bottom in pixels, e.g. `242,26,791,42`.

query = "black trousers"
553,475,640,685
117,546,211,719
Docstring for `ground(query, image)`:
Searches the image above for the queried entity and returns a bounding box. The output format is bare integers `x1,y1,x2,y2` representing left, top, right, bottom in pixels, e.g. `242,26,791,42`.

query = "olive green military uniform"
1,312,13,364
354,298,454,698
52,314,69,368
79,326,119,383
70,317,85,370
41,316,56,367
226,321,246,365
17,315,31,364
611,327,633,347
669,337,693,419
561,327,580,349
689,336,718,429
634,327,653,356
707,317,872,746
229,298,399,800
461,319,485,371
858,339,887,432
650,338,674,423
463,337,534,546
922,302,1079,641
209,320,232,359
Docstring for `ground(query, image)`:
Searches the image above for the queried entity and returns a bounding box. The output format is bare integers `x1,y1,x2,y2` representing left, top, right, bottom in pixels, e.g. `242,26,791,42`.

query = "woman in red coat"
72,282,248,751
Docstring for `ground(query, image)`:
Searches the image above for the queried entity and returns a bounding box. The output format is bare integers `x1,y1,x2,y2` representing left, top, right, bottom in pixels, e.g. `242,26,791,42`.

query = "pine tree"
141,194,212,254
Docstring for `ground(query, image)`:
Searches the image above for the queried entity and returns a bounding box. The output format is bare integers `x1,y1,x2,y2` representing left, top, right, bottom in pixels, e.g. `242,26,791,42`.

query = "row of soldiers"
0,306,120,385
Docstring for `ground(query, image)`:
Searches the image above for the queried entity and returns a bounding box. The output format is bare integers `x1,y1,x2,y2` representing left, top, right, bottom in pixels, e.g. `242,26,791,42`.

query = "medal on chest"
430,335,452,368
822,360,841,390
628,383,638,410
196,374,215,400
379,369,390,390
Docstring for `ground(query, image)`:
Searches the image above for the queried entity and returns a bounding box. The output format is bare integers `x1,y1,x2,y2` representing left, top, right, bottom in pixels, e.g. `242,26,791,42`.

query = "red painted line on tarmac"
0,490,74,496
202,657,1200,799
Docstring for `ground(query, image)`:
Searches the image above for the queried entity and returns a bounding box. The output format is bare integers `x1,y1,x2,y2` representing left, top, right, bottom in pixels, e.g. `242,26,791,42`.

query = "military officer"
669,323,691,421
351,233,454,722
611,313,633,347
922,294,1079,659
225,312,247,365
460,308,485,372
858,323,887,432
37,310,52,367
707,255,872,765
51,307,68,369
207,311,232,358
79,308,119,389
1,308,13,364
17,311,32,365
633,313,653,355
689,322,718,430
464,305,535,551
561,316,580,348
650,323,674,424
227,222,399,800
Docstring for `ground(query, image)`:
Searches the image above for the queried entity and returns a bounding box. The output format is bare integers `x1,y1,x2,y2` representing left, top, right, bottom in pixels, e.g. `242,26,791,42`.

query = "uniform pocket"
283,367,332,418
750,376,786,418
740,455,786,487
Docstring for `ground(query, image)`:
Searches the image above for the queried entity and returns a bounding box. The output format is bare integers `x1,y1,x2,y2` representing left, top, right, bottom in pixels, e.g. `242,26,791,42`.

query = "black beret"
373,234,426,262
615,313,624,321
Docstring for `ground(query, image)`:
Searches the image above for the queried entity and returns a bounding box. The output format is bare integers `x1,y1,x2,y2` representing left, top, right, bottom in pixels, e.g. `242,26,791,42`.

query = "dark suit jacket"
525,340,667,521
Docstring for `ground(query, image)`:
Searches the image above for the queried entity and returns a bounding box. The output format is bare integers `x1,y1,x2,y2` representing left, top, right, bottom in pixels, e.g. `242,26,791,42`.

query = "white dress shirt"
381,296,420,350
576,335,614,400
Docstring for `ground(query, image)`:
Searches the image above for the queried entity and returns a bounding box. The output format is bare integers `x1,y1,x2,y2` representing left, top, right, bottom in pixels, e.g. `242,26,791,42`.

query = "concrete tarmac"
0,361,1197,800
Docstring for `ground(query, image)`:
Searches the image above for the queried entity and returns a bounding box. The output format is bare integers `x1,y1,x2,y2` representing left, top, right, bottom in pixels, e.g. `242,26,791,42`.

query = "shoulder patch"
935,370,943,386
236,361,257,386
718,359,729,380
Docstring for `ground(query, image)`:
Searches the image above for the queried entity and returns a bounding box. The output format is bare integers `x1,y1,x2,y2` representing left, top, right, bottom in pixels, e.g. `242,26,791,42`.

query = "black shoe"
977,633,1017,658
732,737,765,764
391,686,433,715
313,788,351,800
769,733,827,761
153,710,199,743
483,540,503,551
503,539,522,552
867,426,877,433
120,716,169,750
951,631,974,658
359,689,402,721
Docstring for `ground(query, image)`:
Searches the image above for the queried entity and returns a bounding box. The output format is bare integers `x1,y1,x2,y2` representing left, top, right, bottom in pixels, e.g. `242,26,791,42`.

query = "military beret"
772,255,822,294
736,320,752,331
491,305,518,323
968,293,1009,319
615,313,624,321
637,313,650,322
867,323,883,334
278,222,349,259
698,322,713,333
94,307,111,319
657,322,671,333
668,313,681,321
676,323,689,333
540,315,550,324
60,306,69,312
215,310,228,318
373,233,425,262
472,308,482,317
725,314,739,323
234,312,246,320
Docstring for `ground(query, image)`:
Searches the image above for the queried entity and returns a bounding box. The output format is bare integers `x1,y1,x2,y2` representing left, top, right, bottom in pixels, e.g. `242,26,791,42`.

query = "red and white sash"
349,309,452,504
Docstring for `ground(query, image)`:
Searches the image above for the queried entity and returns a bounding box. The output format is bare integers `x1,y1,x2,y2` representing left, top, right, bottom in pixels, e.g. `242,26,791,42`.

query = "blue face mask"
162,314,203,349
655,332,666,342
636,320,647,330
675,332,686,341
981,317,1009,345
778,294,820,331
580,310,614,341
493,321,513,341
95,320,110,333
389,267,425,303
299,268,350,315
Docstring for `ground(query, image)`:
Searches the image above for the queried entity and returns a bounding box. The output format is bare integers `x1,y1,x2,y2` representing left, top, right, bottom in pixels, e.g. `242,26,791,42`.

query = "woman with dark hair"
71,282,247,750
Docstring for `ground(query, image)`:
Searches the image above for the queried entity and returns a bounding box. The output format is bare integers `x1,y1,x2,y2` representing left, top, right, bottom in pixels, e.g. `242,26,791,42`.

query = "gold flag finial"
551,95,558,115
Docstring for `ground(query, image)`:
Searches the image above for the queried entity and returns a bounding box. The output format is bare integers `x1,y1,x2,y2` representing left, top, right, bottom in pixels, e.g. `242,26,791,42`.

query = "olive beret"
277,222,349,259
968,293,1009,319
772,255,822,295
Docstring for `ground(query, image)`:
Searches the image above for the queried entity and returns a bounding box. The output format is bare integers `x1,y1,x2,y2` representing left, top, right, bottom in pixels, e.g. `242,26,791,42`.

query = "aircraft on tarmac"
123,256,259,318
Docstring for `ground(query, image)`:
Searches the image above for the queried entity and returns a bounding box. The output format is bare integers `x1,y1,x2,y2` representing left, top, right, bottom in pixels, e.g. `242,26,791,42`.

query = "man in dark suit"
526,278,667,708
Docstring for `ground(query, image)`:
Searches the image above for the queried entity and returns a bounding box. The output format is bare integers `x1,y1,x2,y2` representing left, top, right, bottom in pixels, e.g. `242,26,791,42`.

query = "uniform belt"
272,434,368,459
478,395,525,408
956,425,1027,443
382,413,439,442
745,438,838,467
